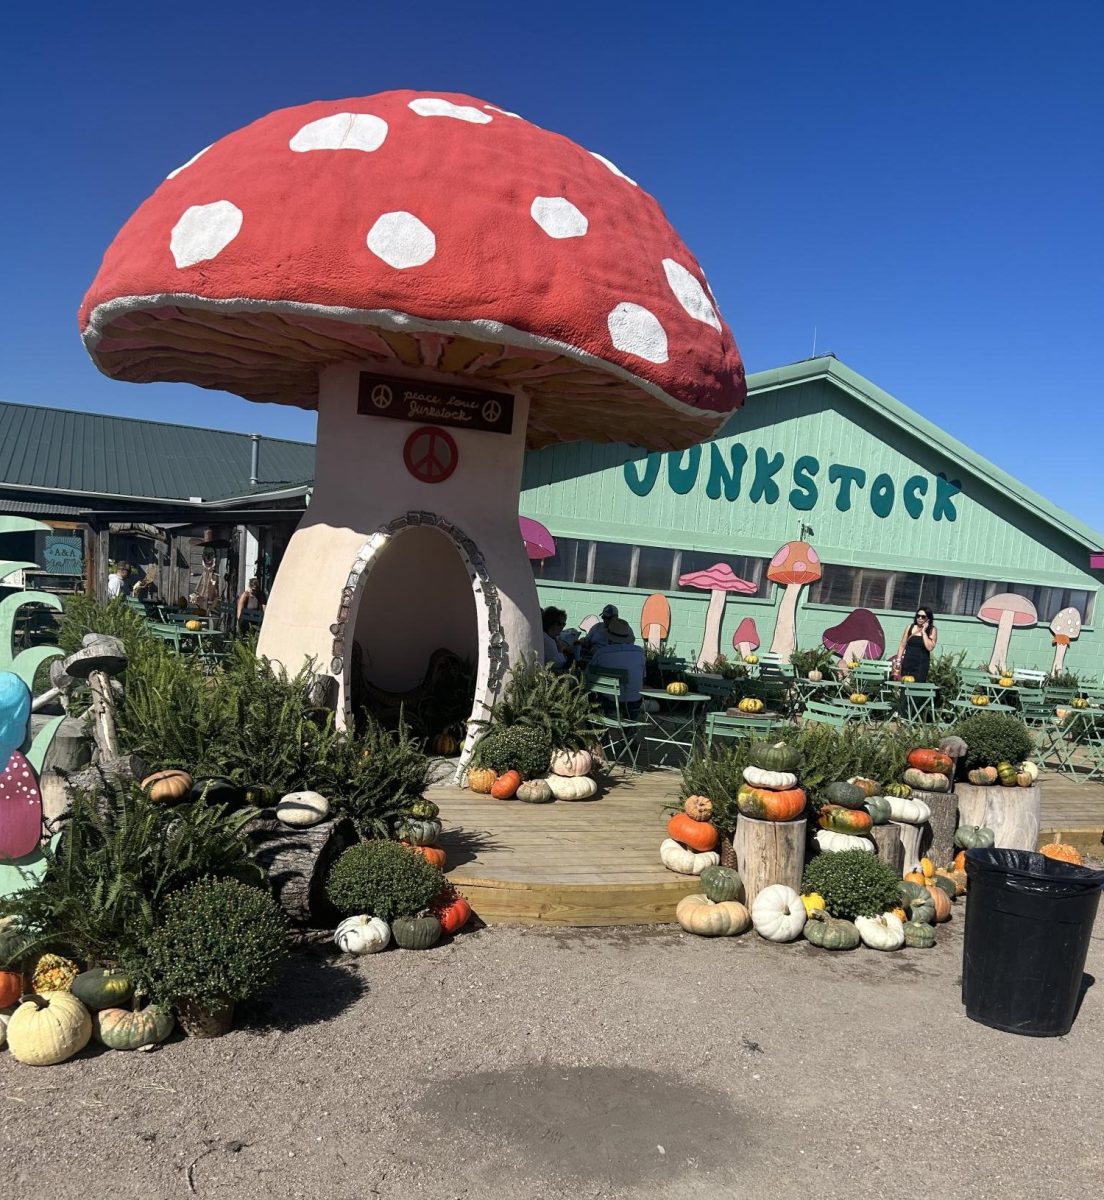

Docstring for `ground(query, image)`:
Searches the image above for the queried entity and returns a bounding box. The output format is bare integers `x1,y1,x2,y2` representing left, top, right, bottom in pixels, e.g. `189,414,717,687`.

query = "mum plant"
327,841,444,924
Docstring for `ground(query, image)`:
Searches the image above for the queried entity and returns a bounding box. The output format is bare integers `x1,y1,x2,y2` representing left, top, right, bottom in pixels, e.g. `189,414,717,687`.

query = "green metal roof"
745,357,1104,554
0,401,315,504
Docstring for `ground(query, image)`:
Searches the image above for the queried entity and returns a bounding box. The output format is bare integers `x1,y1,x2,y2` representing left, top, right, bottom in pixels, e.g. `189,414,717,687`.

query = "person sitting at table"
106,562,132,600
582,604,619,653
542,606,568,672
589,618,645,717
236,576,266,635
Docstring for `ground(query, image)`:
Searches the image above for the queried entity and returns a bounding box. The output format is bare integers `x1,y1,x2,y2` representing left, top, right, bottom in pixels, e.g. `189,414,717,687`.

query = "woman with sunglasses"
896,605,938,682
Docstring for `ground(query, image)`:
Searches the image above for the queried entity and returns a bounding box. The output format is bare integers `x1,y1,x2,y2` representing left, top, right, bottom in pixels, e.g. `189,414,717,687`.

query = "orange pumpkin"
904,870,927,887
953,850,967,872
735,784,807,822
891,907,907,922
430,888,472,935
0,969,22,1008
1040,843,1084,866
467,767,497,794
666,812,719,853
141,769,193,803
405,843,447,869
907,749,953,776
938,867,968,896
925,883,952,922
491,770,522,800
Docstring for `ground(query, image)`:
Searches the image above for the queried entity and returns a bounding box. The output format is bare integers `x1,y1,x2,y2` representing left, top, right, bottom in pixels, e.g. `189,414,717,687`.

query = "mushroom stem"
695,589,726,667
987,613,1016,675
736,640,752,659
644,623,663,652
768,584,803,663
839,639,869,673
87,669,120,762
1051,637,1070,675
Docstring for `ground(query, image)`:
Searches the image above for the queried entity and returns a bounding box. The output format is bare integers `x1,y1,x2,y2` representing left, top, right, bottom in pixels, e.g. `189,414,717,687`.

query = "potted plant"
129,878,289,1038
790,646,834,682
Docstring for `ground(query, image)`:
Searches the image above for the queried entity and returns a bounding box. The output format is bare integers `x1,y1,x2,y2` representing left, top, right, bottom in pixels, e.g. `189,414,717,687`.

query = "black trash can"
963,848,1104,1036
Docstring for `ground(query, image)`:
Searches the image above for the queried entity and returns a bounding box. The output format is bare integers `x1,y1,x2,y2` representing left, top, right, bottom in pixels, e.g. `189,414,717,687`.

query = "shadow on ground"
237,949,368,1033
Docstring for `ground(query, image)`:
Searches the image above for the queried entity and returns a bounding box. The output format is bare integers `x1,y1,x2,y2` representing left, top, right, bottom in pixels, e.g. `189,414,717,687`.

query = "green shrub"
790,646,836,678
476,659,602,751
470,724,552,777
327,841,444,922
927,649,966,714
57,593,155,661
802,851,900,920
953,712,1034,770
1046,669,1080,691
128,878,288,1007
680,740,752,836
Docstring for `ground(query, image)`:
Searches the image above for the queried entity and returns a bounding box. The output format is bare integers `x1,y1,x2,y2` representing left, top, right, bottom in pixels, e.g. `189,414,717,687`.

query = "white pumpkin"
742,766,798,790
659,838,720,876
550,749,594,777
545,774,599,801
1018,760,1039,783
276,790,330,827
885,795,932,824
0,1009,9,1051
814,829,875,854
334,915,391,955
855,912,905,951
7,991,92,1065
751,884,807,942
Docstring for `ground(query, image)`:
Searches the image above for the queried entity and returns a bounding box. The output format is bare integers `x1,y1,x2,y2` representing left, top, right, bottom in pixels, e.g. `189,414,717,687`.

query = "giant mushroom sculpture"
678,564,757,668
766,542,822,662
79,90,747,757
823,609,885,674
978,593,1038,674
1049,607,1081,674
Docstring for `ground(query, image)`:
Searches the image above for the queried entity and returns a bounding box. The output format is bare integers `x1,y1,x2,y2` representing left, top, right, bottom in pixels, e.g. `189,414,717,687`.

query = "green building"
522,357,1103,681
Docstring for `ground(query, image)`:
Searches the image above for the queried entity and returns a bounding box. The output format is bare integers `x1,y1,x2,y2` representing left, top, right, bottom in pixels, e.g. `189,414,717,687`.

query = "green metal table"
640,688,710,763
881,681,939,723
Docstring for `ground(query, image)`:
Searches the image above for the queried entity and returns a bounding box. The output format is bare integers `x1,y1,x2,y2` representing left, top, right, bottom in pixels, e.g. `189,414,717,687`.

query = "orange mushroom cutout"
732,617,760,661
977,592,1038,674
640,594,671,651
1049,607,1081,674
766,541,823,662
678,564,757,668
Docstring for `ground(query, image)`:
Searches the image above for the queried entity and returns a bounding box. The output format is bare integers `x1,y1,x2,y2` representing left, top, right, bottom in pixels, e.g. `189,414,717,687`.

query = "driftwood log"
733,814,806,907
246,813,356,926
891,820,924,875
870,823,903,875
955,783,1041,852
913,788,958,868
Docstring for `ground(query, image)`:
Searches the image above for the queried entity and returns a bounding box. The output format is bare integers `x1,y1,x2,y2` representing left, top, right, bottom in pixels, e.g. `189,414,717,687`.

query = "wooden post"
892,820,923,875
913,788,958,868
955,783,1041,852
733,814,806,907
95,527,111,602
871,823,903,875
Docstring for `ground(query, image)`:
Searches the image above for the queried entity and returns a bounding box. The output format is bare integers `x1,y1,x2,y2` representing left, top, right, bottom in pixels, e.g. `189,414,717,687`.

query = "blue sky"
4,1,1102,534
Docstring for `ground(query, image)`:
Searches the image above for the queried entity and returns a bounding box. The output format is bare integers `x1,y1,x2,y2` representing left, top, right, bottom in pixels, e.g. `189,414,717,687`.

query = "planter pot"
955,783,1041,852
176,998,235,1039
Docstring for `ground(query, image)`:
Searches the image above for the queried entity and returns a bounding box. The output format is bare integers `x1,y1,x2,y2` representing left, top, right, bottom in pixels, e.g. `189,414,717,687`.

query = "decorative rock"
276,791,330,827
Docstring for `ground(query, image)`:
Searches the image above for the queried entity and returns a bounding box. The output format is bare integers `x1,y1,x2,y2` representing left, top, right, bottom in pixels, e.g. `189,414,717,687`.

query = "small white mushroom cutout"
276,791,330,828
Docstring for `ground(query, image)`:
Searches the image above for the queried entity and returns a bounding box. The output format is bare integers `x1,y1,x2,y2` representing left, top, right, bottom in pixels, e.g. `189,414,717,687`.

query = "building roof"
745,357,1104,555
0,400,315,505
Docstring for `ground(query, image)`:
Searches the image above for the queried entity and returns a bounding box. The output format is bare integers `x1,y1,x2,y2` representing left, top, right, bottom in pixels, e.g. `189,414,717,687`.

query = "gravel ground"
2,903,1102,1200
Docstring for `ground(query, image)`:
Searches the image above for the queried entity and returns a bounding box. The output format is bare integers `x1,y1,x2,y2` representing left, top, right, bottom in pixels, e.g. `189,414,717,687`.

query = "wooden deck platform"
435,768,1103,927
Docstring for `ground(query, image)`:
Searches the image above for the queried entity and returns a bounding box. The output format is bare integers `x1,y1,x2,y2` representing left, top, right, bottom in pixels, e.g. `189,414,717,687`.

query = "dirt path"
2,912,1101,1199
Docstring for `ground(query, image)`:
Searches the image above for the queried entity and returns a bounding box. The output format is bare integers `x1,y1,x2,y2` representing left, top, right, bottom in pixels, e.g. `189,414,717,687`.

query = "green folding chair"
705,712,776,745
684,673,737,710
586,670,646,772
802,700,851,729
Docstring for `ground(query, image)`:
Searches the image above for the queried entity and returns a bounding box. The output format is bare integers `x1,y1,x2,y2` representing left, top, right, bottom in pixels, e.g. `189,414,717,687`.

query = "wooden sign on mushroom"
79,90,747,767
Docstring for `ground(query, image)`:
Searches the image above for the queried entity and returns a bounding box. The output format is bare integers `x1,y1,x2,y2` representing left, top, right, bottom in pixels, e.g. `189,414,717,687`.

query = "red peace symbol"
403,426,458,484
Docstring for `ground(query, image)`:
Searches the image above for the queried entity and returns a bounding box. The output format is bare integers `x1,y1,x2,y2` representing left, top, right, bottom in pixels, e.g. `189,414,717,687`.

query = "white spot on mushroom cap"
166,144,212,180
170,201,243,269
366,212,436,269
530,197,588,239
663,259,721,331
589,151,638,187
484,104,523,119
607,303,668,364
409,98,492,123
290,112,388,153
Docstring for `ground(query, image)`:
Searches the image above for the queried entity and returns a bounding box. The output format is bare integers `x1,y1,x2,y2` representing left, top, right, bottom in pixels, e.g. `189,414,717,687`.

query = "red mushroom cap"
767,541,822,587
678,563,757,594
822,609,884,658
79,90,746,451
732,617,760,652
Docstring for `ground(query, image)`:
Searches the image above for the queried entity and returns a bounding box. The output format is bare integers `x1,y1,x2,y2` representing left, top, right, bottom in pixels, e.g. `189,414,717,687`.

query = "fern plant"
473,658,602,751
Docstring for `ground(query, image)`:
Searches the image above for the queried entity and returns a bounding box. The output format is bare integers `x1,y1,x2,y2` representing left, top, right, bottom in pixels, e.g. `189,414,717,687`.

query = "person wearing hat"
582,604,620,653
589,617,645,716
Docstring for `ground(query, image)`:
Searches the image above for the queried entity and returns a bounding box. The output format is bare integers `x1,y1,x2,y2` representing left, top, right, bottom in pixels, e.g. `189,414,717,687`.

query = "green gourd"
817,804,874,834
391,914,442,950
70,968,134,1011
954,825,995,849
909,895,936,925
863,796,892,825
191,777,242,806
700,865,744,903
903,921,937,949
884,782,913,799
967,767,998,786
803,911,861,951
747,741,802,773
395,818,442,847
93,1004,175,1050
515,780,554,804
243,784,277,806
411,799,441,820
930,874,957,902
824,782,866,809
902,768,951,792
897,880,928,906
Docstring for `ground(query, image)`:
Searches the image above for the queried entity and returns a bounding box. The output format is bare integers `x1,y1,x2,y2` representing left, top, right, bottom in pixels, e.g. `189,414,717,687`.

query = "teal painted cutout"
903,475,928,518
788,455,820,511
623,454,661,497
749,448,784,504
0,832,60,899
705,442,747,501
933,474,961,523
667,446,701,495
870,473,895,518
829,464,867,512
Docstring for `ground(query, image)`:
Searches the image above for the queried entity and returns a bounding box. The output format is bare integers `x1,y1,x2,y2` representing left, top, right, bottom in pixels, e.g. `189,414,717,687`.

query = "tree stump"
733,814,806,907
955,784,1041,852
913,788,958,868
891,821,924,875
870,823,903,875
245,813,356,926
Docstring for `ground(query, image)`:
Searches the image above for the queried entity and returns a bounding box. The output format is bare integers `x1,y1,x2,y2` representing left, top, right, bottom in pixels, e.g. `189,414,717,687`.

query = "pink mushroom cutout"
640,594,671,651
678,564,757,668
767,542,823,662
823,609,885,674
1049,607,1081,674
519,516,556,561
732,617,760,661
78,89,748,760
978,593,1037,674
